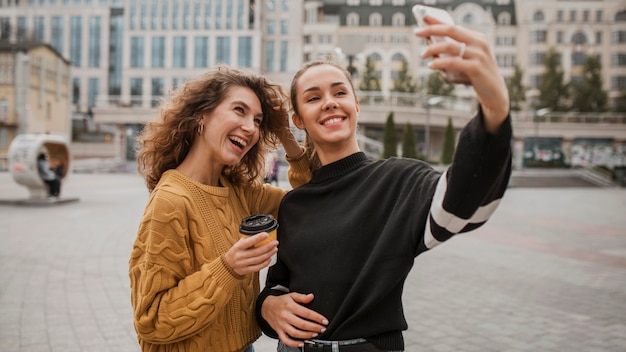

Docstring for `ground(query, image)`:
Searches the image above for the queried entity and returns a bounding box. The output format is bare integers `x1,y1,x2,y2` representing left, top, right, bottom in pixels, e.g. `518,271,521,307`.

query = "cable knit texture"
129,155,309,352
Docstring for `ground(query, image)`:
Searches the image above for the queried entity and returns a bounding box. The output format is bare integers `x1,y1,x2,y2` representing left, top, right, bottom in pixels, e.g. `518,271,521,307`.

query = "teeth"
229,136,247,148
323,117,343,125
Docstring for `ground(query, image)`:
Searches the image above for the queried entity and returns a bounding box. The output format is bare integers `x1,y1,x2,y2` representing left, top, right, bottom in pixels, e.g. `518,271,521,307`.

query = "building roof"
0,41,70,64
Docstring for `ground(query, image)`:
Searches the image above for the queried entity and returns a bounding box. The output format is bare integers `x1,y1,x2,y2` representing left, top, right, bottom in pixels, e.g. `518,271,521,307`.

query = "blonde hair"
137,65,289,191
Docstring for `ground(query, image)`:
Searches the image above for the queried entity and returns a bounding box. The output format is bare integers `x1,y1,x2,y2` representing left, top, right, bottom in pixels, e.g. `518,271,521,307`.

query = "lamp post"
533,107,551,161
424,96,445,161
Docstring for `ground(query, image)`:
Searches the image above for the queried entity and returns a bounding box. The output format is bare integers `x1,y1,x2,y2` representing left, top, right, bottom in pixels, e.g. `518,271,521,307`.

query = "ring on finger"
458,42,466,58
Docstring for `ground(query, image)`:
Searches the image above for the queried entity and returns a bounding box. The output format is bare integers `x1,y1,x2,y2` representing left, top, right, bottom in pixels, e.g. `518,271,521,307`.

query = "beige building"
0,42,71,169
304,0,626,108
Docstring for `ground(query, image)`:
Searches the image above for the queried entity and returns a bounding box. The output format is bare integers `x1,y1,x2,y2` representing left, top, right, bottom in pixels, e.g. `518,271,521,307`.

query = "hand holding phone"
412,5,470,85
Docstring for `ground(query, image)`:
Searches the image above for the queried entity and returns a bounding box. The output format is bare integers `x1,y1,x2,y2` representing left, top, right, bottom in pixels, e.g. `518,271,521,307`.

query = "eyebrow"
232,100,264,119
302,81,348,95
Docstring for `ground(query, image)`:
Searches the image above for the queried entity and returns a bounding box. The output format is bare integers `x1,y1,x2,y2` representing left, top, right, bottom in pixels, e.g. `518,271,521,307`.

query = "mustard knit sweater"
129,157,309,352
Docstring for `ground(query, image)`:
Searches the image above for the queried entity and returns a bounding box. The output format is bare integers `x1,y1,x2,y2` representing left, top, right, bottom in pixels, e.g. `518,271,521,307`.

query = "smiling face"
200,85,263,168
292,63,361,164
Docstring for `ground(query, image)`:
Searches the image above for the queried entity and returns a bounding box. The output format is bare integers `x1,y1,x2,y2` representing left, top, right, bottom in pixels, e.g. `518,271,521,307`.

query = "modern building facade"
0,0,624,164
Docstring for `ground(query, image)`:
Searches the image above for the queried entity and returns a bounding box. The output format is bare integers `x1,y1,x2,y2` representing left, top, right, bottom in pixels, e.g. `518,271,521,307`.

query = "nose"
241,116,256,133
323,98,338,110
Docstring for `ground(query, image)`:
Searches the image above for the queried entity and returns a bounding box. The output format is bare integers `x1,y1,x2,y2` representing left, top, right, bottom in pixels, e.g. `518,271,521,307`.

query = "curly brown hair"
290,60,357,171
137,65,289,192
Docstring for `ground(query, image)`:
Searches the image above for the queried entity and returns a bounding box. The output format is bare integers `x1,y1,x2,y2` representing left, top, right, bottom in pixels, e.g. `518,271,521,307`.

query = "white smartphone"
412,5,470,85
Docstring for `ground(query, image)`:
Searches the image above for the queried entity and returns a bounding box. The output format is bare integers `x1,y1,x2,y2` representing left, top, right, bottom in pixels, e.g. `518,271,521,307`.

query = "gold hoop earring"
197,123,204,135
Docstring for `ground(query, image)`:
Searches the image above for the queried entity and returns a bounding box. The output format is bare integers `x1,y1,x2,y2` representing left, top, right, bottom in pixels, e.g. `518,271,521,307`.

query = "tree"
440,117,455,164
359,56,381,91
401,122,418,159
426,71,454,96
507,64,526,111
382,112,397,158
570,55,608,112
537,47,568,111
392,59,417,93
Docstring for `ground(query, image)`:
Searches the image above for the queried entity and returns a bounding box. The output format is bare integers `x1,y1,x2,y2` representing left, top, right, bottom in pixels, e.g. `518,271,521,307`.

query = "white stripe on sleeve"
423,171,502,249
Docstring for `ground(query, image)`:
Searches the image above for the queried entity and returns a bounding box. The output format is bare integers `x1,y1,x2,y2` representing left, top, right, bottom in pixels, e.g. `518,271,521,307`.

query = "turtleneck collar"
311,152,369,183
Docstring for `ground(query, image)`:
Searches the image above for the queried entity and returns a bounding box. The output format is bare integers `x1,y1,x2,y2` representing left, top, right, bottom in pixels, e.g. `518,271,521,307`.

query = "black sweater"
256,113,513,350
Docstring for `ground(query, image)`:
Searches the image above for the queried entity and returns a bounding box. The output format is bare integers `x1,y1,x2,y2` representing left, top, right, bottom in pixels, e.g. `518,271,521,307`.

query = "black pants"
44,179,61,197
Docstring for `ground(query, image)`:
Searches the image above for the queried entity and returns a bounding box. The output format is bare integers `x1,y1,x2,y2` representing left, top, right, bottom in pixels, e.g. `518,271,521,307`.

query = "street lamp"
424,96,445,160
533,107,551,160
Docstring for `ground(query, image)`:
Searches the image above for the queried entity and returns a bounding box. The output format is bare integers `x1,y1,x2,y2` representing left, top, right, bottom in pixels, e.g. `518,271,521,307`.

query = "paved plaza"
0,169,625,352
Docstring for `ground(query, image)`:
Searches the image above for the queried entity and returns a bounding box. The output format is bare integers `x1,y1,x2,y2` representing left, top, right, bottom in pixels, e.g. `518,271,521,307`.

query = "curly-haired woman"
129,65,309,352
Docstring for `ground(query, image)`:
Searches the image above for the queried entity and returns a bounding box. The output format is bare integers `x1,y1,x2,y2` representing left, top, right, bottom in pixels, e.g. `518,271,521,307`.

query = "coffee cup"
239,214,278,247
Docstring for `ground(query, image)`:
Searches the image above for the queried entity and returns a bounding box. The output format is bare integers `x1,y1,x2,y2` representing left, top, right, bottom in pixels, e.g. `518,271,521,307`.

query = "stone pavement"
1,170,625,352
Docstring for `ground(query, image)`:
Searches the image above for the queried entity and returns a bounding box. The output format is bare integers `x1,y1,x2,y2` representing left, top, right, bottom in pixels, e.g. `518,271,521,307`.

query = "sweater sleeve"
417,108,512,254
286,148,312,188
129,191,243,344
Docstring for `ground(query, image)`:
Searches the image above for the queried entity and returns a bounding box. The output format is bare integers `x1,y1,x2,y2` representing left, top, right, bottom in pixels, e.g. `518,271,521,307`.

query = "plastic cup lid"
239,214,278,234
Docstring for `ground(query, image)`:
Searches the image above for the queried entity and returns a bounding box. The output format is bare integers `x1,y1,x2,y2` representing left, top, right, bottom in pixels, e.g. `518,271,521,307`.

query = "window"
238,36,252,68
130,37,144,68
88,16,101,68
612,31,626,43
391,12,405,27
194,1,202,29
216,36,231,65
34,16,44,42
51,17,64,53
612,54,626,67
17,17,27,42
369,0,382,5
162,1,169,29
279,40,287,72
281,20,288,35
267,20,275,35
72,77,80,105
88,78,99,108
532,11,544,22
152,37,165,68
530,52,545,66
571,31,587,45
557,10,563,22
530,30,547,43
265,40,274,72
173,36,187,68
369,13,382,27
194,37,209,68
583,10,590,22
611,76,626,90
557,31,563,44
498,12,511,25
225,0,233,29
183,0,190,29
151,78,164,107
347,12,359,26
130,78,142,97
462,14,476,25
151,1,159,30
70,16,82,67
596,32,602,44
238,0,247,29
596,10,603,23
0,99,8,122
571,52,587,66
570,10,576,22
530,74,542,89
